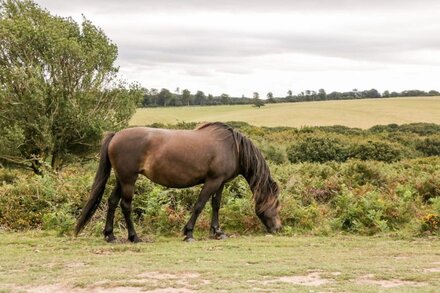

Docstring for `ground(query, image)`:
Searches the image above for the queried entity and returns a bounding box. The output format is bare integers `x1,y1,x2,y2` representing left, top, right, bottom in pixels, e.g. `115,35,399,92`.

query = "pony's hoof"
215,233,228,240
211,232,227,240
129,235,142,243
105,235,116,243
183,236,195,243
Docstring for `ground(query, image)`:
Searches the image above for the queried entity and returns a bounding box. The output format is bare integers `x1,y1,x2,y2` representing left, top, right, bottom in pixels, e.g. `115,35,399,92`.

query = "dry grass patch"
131,97,440,128
1,232,440,292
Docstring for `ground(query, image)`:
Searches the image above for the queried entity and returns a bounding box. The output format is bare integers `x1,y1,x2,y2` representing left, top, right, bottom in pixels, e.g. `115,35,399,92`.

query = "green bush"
332,190,390,234
350,140,406,162
416,135,440,156
369,123,440,135
415,174,440,202
287,134,349,163
259,142,287,164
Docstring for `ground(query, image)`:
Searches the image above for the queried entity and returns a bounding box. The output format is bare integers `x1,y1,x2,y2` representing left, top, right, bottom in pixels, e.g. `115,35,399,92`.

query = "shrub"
287,134,349,163
369,123,440,136
415,174,440,202
332,190,391,234
416,135,440,156
342,160,387,187
259,142,287,164
350,140,406,162
420,214,440,234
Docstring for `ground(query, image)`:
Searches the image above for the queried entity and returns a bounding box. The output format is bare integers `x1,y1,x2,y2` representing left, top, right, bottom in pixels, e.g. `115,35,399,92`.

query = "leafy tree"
207,94,214,105
157,88,173,107
194,90,206,105
253,99,265,108
181,89,191,106
318,89,326,100
267,92,275,103
0,0,142,173
364,88,381,98
252,92,265,108
220,93,230,105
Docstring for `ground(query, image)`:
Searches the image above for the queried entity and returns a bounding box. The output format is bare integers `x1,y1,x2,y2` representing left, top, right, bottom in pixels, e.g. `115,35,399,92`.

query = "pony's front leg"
183,179,223,242
211,184,227,239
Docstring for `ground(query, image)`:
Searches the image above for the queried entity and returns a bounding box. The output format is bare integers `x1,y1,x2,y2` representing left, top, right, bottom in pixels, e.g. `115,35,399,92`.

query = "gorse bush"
287,134,349,163
350,140,406,162
416,135,440,156
286,134,416,163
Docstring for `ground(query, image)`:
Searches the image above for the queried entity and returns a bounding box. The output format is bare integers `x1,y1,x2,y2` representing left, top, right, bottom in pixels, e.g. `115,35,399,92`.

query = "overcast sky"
35,0,440,97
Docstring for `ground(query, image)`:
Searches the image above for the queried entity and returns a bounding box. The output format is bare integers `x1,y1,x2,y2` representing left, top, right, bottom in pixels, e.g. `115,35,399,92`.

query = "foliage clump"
0,0,142,173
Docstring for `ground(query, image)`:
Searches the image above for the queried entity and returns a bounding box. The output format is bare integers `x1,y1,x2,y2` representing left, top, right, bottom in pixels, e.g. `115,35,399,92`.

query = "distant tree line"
140,88,440,107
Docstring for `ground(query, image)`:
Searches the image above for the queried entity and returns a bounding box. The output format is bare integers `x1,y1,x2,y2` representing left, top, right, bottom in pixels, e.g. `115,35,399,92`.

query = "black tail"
74,132,115,236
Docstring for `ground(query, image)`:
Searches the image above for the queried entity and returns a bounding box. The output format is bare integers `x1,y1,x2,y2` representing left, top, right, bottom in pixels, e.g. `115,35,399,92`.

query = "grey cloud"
34,0,440,94
37,0,440,14
114,23,440,70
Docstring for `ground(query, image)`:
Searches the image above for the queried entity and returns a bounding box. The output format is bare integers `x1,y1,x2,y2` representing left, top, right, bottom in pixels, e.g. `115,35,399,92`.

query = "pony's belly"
140,170,204,188
140,163,205,188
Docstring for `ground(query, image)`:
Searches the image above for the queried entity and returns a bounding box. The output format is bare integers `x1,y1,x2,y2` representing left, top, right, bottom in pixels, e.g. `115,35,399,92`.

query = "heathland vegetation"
1,122,439,238
0,0,439,239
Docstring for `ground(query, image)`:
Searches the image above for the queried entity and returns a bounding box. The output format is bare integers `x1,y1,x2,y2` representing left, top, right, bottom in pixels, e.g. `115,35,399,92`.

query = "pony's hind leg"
120,181,141,243
103,181,122,242
211,184,227,239
183,178,224,242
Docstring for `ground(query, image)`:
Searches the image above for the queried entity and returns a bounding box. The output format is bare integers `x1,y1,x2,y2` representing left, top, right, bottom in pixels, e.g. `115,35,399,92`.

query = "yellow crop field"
130,97,440,128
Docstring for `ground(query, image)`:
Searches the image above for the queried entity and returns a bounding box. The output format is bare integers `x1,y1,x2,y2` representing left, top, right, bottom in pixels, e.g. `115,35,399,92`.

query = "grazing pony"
75,122,281,242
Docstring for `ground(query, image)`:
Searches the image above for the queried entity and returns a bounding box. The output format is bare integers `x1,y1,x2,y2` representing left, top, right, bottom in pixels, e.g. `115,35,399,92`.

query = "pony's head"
255,179,282,233
219,123,282,233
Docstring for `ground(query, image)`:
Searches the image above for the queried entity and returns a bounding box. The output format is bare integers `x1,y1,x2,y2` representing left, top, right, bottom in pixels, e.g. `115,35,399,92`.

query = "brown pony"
75,122,281,242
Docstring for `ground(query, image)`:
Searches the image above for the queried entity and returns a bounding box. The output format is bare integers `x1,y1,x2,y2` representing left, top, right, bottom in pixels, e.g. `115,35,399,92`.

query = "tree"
220,93,230,105
207,94,214,105
267,92,275,103
252,92,264,108
0,0,142,173
157,88,173,107
181,89,191,106
287,90,293,98
253,98,265,108
318,89,326,100
364,88,381,98
194,90,206,105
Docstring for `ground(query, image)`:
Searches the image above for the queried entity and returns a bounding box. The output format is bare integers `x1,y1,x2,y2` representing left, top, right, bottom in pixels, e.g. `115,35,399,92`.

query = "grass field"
131,97,440,128
1,232,440,292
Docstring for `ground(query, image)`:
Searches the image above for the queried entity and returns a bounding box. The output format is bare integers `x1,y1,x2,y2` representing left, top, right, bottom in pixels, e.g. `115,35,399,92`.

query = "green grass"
1,232,440,292
131,97,440,128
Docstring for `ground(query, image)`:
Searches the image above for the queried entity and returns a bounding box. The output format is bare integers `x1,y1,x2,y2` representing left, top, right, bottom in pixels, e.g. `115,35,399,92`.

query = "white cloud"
34,0,440,96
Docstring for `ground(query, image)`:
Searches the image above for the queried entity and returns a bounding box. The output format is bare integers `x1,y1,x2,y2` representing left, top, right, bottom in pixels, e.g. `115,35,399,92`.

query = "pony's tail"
74,132,115,236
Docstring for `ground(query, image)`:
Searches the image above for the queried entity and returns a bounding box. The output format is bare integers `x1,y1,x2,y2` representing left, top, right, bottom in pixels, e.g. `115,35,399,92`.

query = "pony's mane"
196,122,279,213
